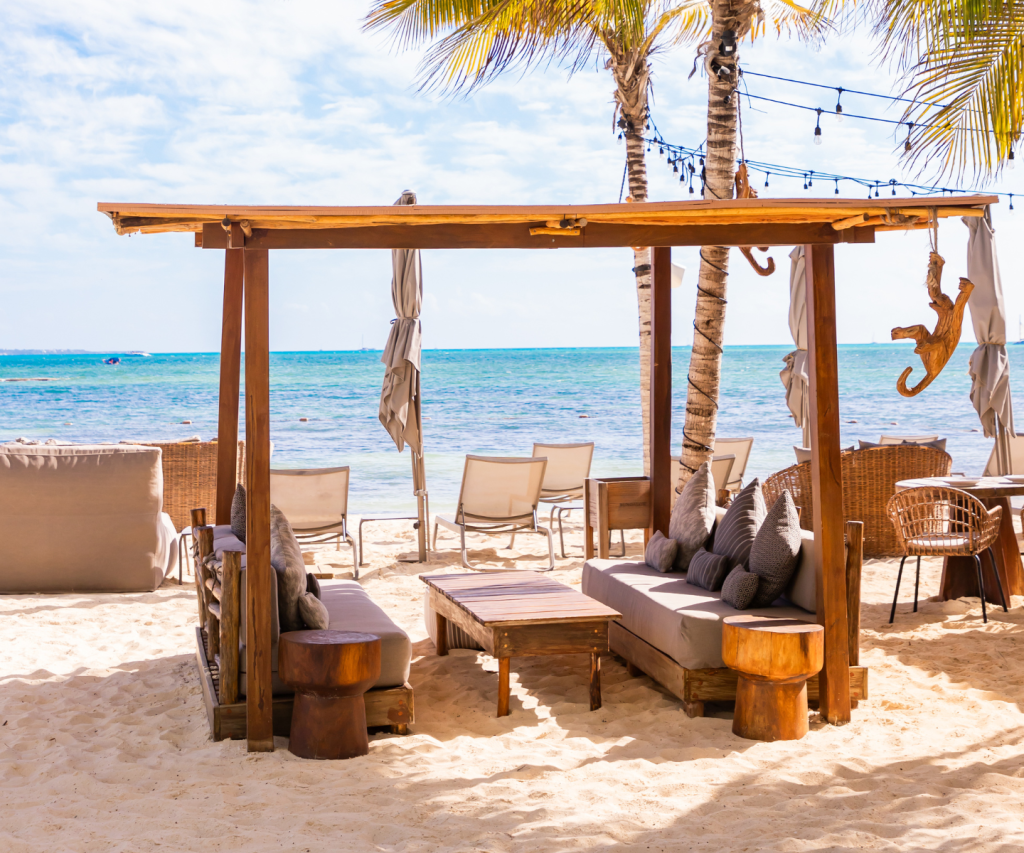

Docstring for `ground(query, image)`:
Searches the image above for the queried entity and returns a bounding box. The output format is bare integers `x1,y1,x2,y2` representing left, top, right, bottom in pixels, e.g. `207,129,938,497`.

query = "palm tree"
677,0,822,489
823,0,1023,180
364,0,707,476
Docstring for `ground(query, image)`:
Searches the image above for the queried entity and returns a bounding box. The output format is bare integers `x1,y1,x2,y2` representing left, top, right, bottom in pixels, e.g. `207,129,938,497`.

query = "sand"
2,516,1024,852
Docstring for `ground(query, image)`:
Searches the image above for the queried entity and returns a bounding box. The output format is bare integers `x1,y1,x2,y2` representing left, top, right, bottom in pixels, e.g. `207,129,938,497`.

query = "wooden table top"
421,571,621,627
896,476,1024,500
723,615,822,635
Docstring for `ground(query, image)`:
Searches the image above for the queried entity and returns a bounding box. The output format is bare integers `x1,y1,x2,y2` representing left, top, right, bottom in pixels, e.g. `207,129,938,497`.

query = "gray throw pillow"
306,572,321,599
721,567,760,609
230,483,246,543
645,530,679,573
668,461,715,571
749,490,803,607
686,548,732,592
297,591,329,631
270,505,307,632
711,478,765,568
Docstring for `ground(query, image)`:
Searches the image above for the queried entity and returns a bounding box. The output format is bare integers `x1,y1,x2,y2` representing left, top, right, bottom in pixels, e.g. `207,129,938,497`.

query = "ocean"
1,345,1019,514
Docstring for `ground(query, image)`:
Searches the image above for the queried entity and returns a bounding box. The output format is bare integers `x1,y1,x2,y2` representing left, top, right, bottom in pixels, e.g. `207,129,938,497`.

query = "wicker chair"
123,439,245,531
886,486,1006,623
762,445,952,557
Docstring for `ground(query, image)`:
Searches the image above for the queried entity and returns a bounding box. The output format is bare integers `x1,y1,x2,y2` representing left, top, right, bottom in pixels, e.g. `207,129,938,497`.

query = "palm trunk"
609,48,653,474
678,0,742,491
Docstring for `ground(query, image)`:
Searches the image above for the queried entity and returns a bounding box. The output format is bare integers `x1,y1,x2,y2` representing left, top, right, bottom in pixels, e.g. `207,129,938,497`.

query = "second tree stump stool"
721,616,824,742
278,630,381,760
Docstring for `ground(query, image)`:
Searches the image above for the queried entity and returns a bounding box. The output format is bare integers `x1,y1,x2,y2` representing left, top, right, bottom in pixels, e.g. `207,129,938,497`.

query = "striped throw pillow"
686,548,732,592
711,478,766,568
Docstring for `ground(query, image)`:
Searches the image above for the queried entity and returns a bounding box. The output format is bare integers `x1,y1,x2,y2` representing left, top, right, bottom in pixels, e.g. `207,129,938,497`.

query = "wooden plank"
243,247,274,753
219,550,240,705
845,521,864,668
199,221,876,251
590,653,601,711
650,246,672,536
804,242,852,724
584,479,595,560
495,621,609,657
497,658,510,717
195,627,218,737
215,248,244,524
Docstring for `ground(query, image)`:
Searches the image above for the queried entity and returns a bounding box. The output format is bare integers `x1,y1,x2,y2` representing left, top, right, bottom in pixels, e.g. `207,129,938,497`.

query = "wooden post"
216,249,244,524
803,243,851,724
243,248,274,752
220,550,241,705
845,520,863,668
195,525,213,630
650,246,673,536
584,479,595,560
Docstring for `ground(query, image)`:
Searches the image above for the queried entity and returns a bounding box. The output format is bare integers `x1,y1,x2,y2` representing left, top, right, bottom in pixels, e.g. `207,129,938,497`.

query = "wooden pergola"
99,194,995,752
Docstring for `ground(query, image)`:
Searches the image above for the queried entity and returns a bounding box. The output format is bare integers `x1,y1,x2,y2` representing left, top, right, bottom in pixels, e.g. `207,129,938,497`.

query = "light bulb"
835,105,844,123
1010,149,1016,170
814,125,822,145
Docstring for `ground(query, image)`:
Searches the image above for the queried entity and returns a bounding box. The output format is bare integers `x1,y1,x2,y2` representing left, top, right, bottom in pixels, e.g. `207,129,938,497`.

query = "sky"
1,1,1021,353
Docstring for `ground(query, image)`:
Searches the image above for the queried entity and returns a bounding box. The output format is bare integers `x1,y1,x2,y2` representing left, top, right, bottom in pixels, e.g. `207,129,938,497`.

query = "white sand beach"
2,518,1024,852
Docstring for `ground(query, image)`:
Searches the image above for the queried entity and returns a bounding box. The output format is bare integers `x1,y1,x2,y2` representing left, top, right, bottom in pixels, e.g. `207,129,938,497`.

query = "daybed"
582,507,867,717
192,517,413,740
0,444,177,592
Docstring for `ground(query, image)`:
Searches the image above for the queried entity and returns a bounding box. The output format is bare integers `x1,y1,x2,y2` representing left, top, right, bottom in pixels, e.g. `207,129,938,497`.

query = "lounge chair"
879,434,940,445
531,441,594,558
711,437,753,493
434,455,554,571
269,466,358,576
672,454,735,505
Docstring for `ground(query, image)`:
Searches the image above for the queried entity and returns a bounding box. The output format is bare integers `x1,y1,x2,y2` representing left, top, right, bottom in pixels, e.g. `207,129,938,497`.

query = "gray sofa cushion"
644,530,678,573
270,505,306,632
711,478,765,567
749,491,802,607
582,558,813,670
721,567,760,610
241,578,412,696
231,483,246,543
668,461,715,571
686,548,731,591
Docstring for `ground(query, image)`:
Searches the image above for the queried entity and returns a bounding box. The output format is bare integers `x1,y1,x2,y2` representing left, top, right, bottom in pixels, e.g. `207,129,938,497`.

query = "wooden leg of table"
626,661,641,677
590,652,601,711
733,674,810,742
497,657,510,717
434,611,449,656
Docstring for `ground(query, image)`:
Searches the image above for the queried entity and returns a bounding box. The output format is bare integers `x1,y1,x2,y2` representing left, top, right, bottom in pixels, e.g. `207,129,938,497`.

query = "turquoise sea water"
2,345,1020,514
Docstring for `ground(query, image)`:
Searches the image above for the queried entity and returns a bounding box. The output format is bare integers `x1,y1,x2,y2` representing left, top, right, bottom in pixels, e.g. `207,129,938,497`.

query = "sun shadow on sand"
0,590,196,618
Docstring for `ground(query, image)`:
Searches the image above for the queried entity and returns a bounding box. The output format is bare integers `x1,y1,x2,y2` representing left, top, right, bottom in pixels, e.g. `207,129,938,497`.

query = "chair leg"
612,529,626,558
556,507,567,559
432,522,439,551
890,556,908,624
538,525,555,572
507,530,517,549
345,534,358,580
973,554,989,623
987,547,1008,613
913,556,921,613
460,525,473,570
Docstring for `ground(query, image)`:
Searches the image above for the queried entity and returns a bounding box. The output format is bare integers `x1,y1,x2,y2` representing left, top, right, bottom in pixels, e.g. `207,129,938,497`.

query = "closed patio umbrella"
379,189,428,560
965,210,1015,473
780,246,812,449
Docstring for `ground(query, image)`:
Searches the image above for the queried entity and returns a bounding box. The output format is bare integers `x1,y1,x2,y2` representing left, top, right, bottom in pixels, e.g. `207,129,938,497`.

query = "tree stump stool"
278,630,381,760
721,616,823,742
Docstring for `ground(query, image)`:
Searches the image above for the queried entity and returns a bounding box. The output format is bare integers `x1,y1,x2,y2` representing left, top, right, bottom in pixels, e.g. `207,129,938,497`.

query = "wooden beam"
215,249,244,524
650,246,672,536
201,221,875,252
803,243,851,725
243,248,274,753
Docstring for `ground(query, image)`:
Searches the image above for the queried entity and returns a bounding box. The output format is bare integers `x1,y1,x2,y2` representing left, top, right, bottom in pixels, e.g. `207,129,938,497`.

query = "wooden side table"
278,630,381,760
722,616,824,742
584,476,651,560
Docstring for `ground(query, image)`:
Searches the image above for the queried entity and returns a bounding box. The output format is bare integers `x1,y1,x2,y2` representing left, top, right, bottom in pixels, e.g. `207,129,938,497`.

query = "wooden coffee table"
421,571,621,716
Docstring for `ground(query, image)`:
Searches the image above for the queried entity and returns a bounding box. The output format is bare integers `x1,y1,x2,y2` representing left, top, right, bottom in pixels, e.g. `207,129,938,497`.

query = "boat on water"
125,351,151,357
103,357,121,365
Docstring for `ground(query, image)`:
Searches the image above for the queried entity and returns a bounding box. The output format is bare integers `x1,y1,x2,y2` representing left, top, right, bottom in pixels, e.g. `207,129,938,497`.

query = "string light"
813,108,823,145
835,88,844,122
904,122,914,153
764,172,770,188
1010,148,1016,170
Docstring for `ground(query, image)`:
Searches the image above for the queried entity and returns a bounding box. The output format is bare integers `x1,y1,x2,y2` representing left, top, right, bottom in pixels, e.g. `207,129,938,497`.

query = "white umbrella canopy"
780,246,812,449
379,189,428,559
379,190,424,455
965,212,1015,472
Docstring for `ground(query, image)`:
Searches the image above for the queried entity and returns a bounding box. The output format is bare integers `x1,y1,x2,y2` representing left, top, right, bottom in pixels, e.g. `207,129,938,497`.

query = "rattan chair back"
886,486,1002,556
762,445,952,556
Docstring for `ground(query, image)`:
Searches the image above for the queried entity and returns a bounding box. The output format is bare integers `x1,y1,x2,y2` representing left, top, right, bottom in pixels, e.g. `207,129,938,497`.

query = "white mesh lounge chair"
434,455,554,572
269,466,358,575
711,437,753,493
530,442,594,558
879,435,940,445
671,454,735,504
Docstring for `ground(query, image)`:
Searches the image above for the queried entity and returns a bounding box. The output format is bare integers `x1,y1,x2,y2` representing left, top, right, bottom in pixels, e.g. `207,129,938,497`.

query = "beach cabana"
98,194,995,752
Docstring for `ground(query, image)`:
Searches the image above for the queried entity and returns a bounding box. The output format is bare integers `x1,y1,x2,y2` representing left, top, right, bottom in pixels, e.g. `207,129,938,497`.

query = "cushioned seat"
582,560,813,671
237,577,411,697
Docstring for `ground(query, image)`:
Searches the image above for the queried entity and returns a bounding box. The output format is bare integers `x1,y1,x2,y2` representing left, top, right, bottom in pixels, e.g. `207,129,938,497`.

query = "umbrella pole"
413,373,428,562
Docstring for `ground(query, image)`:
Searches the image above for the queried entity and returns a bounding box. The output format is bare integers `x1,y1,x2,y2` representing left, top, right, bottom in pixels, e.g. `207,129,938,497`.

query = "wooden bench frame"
608,520,868,718
189,508,414,740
